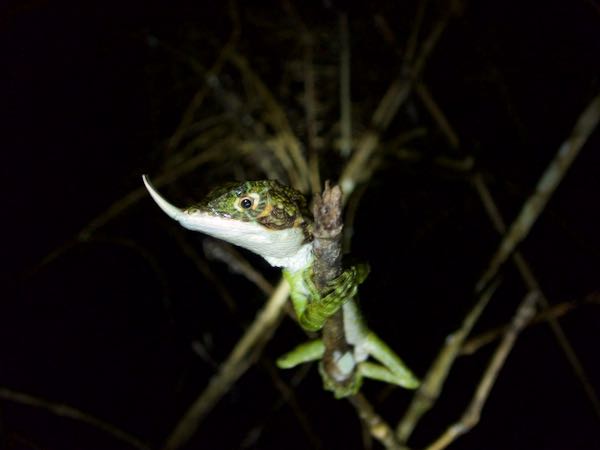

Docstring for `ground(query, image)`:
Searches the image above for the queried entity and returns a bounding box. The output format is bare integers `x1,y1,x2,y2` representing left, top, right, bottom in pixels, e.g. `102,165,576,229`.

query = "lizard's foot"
323,263,369,304
299,263,370,331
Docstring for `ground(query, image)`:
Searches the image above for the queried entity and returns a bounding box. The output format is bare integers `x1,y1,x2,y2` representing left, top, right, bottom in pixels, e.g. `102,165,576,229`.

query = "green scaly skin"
143,177,420,397
283,263,369,332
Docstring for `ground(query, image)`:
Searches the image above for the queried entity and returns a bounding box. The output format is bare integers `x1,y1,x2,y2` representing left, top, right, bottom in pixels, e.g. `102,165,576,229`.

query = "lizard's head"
143,176,313,269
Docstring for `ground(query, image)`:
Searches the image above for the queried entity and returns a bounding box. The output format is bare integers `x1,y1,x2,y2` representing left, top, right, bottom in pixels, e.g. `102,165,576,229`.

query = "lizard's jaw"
143,175,311,268
179,211,307,263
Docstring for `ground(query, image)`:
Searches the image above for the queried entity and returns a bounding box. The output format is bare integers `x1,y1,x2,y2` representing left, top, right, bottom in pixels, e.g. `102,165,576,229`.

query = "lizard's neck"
264,242,313,273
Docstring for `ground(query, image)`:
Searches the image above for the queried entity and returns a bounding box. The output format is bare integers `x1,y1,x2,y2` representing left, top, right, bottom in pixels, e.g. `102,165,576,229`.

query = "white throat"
264,243,313,272
179,213,309,261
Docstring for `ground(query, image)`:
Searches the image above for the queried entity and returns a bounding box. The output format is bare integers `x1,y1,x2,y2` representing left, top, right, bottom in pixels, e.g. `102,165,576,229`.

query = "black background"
2,1,600,449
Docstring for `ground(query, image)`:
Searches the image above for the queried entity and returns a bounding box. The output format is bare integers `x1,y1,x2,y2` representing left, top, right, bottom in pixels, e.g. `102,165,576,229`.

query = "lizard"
142,176,419,397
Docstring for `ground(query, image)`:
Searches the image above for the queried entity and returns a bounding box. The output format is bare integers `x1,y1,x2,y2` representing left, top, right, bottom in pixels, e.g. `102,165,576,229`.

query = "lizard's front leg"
277,264,368,372
292,263,369,332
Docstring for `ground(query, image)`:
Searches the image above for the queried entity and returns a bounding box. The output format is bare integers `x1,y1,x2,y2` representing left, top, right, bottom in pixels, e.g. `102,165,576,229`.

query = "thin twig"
302,32,321,194
404,0,429,64
349,394,406,450
78,145,225,240
415,82,460,149
166,0,240,154
171,230,240,315
396,280,500,443
175,232,314,445
281,0,321,193
202,238,274,295
416,71,600,423
162,279,290,450
339,13,352,159
476,94,600,292
0,387,150,450
461,293,599,355
258,360,324,449
473,174,600,421
227,50,310,192
424,291,539,450
166,50,234,154
339,12,452,198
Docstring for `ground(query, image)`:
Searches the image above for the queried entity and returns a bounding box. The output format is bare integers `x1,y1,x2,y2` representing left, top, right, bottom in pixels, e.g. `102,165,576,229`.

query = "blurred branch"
166,28,239,153
202,238,275,296
175,234,315,445
349,394,405,450
163,279,290,450
461,291,600,355
227,50,310,192
396,279,500,443
473,173,600,421
340,10,452,198
257,360,324,449
339,13,352,159
415,82,460,149
0,387,150,450
282,0,321,193
171,230,241,315
303,28,321,194
417,73,600,424
404,0,429,64
425,291,539,450
471,95,600,422
476,94,600,292
78,144,226,240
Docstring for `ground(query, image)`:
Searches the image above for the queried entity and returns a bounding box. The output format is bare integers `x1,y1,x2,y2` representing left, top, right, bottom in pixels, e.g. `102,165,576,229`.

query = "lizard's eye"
240,197,253,209
236,192,260,211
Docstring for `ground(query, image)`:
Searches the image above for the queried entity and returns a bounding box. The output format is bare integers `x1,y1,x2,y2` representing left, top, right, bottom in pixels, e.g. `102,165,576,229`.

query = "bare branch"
416,72,600,423
202,238,275,295
162,279,290,450
424,291,539,450
227,50,310,192
396,280,500,443
473,173,600,421
339,13,352,159
461,293,600,355
303,33,322,194
477,94,600,292
0,387,150,450
166,42,237,154
349,394,406,450
79,145,225,240
339,12,452,198
415,82,460,149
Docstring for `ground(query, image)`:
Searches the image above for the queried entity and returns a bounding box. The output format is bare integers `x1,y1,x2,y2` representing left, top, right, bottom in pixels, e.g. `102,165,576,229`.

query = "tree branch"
425,291,539,450
162,279,290,450
311,183,353,386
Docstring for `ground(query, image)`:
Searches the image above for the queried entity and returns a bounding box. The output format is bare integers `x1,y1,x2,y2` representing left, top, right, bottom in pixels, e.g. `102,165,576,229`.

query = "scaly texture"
192,180,313,239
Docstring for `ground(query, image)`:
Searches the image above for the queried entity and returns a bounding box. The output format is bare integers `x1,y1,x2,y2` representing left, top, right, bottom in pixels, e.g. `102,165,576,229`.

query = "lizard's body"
143,177,419,397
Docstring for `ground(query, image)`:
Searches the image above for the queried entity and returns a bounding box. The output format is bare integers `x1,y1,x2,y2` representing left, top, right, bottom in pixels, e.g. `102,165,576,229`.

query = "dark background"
2,0,599,449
